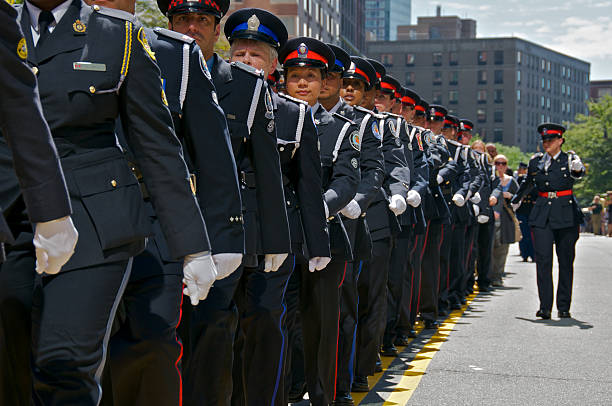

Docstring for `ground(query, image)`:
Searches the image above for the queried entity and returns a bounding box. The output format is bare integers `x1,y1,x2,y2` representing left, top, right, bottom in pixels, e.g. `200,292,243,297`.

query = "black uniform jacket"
439,139,471,224
314,105,360,260
13,1,210,271
273,92,330,259
0,1,71,245
474,151,495,220
465,146,484,224
399,119,429,233
211,54,290,260
512,151,584,229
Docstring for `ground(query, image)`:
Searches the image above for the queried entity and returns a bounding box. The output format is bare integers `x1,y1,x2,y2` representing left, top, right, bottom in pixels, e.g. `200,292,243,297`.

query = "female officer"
512,123,585,319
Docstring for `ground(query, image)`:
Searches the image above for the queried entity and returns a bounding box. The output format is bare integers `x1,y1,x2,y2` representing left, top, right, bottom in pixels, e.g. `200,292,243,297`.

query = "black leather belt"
240,171,257,188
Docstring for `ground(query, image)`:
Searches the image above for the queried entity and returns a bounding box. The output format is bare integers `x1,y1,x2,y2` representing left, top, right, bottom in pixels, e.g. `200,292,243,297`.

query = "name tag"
73,62,107,72
561,166,567,171
226,113,236,120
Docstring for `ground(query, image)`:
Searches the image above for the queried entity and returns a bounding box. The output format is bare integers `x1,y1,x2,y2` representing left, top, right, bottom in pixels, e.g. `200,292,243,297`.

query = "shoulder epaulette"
331,112,355,125
531,152,544,159
447,139,461,147
91,4,134,22
278,92,308,106
230,61,264,78
354,105,383,119
385,112,403,120
152,27,195,44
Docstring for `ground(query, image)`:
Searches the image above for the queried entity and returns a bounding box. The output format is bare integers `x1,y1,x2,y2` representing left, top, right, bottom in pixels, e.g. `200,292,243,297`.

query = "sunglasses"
494,161,507,166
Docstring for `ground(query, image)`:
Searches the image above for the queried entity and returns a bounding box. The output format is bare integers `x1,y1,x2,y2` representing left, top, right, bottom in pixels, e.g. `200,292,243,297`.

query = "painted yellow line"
380,291,478,406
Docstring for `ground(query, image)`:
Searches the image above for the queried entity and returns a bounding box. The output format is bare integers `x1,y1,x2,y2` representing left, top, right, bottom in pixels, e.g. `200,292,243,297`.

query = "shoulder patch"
91,4,135,22
152,27,195,44
371,121,382,140
331,112,355,125
278,92,309,106
137,27,156,61
230,61,264,77
350,130,361,151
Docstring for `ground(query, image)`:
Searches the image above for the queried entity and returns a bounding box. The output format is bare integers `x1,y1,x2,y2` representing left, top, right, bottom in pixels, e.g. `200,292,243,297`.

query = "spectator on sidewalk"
606,193,612,237
490,155,519,287
590,195,603,235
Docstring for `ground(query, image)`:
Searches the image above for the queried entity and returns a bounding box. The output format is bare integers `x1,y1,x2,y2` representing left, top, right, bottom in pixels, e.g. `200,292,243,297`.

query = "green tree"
562,95,612,205
135,0,167,28
493,143,532,172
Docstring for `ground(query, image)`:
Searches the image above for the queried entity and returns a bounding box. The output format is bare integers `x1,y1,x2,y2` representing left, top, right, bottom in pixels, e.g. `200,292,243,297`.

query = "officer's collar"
328,98,344,114
26,0,71,32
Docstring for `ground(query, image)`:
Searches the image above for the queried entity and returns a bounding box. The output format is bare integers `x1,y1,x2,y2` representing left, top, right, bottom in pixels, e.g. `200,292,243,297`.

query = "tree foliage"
562,95,612,205
492,143,532,173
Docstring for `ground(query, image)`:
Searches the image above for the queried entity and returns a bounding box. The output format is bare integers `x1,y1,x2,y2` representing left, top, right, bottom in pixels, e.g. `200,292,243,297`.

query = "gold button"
32,67,39,75
93,5,100,11
111,180,117,187
89,86,96,94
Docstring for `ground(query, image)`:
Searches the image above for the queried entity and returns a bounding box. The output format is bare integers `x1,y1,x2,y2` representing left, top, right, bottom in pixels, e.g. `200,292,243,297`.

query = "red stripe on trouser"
416,220,431,314
334,261,348,401
437,224,445,291
465,232,475,270
177,285,185,406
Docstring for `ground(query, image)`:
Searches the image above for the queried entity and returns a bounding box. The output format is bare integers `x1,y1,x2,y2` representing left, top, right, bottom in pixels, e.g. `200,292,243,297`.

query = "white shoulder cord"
332,122,351,162
179,43,190,110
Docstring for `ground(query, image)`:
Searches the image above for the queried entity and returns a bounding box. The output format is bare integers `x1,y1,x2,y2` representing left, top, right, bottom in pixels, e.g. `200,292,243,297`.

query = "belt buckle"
548,191,557,199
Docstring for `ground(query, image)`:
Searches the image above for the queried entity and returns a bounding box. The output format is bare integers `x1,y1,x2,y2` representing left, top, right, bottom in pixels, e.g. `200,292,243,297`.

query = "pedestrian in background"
490,155,519,287
589,195,603,235
607,193,612,237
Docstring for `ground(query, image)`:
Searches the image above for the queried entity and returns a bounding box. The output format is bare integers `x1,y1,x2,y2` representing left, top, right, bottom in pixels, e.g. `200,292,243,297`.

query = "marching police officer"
512,123,585,319
0,2,78,402
12,1,216,404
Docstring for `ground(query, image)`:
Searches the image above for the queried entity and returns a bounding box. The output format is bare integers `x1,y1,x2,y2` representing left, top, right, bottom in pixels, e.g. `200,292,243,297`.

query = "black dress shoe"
375,354,382,372
287,384,306,403
478,285,491,292
536,309,551,319
394,335,410,346
380,344,398,357
558,311,572,318
450,302,462,310
352,375,369,392
333,392,354,406
438,308,448,317
424,319,439,329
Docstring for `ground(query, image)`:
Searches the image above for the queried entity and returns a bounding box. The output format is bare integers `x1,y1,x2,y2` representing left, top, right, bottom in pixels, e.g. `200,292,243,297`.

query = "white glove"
477,215,490,224
436,174,444,184
33,216,78,275
470,192,481,204
264,253,288,273
324,200,330,219
570,158,584,172
489,196,498,206
212,253,243,280
406,190,421,208
511,202,521,211
388,194,407,216
473,204,480,216
340,199,361,219
452,193,465,207
183,251,218,305
308,256,331,272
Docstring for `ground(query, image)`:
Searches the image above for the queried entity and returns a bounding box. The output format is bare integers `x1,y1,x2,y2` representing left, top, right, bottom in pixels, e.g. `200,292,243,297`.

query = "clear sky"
412,0,612,80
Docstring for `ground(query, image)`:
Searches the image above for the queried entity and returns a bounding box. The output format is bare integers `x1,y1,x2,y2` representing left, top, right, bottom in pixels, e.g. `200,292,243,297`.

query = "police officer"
13,1,216,404
280,37,360,406
223,9,331,405
512,123,585,319
0,3,78,402
516,162,537,262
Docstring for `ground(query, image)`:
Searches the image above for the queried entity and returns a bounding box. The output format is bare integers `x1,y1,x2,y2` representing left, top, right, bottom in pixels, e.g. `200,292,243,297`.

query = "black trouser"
420,222,442,322
396,229,423,335
517,213,535,260
462,223,478,295
409,231,426,325
283,257,306,403
336,259,363,396
355,237,391,377
31,259,132,405
232,256,295,406
0,231,35,406
183,265,244,406
102,241,183,406
448,224,467,305
532,225,579,312
438,224,453,310
476,220,494,288
384,232,411,346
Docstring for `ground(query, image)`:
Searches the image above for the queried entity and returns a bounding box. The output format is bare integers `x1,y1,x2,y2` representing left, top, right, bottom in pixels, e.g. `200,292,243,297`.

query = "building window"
406,53,415,66
493,128,503,142
517,51,522,64
547,97,551,109
449,90,458,104
494,50,504,65
541,77,545,89
567,85,571,96
517,89,521,102
478,70,487,84
478,51,487,65
432,91,442,104
477,90,487,103
493,70,503,84
477,109,487,122
547,61,551,72
494,110,503,123
406,72,415,85
381,53,393,66
541,96,545,108
517,70,521,84
433,52,442,66
449,71,458,85
494,89,504,103
541,58,546,71
547,79,551,90
449,52,458,66
562,66,566,77
562,84,566,95
433,71,442,85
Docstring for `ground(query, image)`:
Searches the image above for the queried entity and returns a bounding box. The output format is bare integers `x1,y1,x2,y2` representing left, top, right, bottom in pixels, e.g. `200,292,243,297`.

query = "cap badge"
73,19,87,33
542,129,548,135
298,43,308,58
247,14,260,31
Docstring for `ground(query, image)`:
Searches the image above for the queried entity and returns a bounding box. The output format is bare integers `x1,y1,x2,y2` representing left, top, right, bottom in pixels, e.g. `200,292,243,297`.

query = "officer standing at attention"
12,1,216,404
223,9,331,406
0,2,78,402
512,123,585,319
280,37,360,406
161,1,291,404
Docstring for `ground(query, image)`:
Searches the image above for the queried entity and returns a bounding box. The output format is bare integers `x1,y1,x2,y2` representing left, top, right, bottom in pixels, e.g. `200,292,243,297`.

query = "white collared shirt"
27,0,71,46
544,151,561,171
328,98,344,115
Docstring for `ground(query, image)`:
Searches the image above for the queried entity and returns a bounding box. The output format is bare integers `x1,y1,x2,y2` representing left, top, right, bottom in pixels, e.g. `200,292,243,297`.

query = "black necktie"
37,10,54,48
